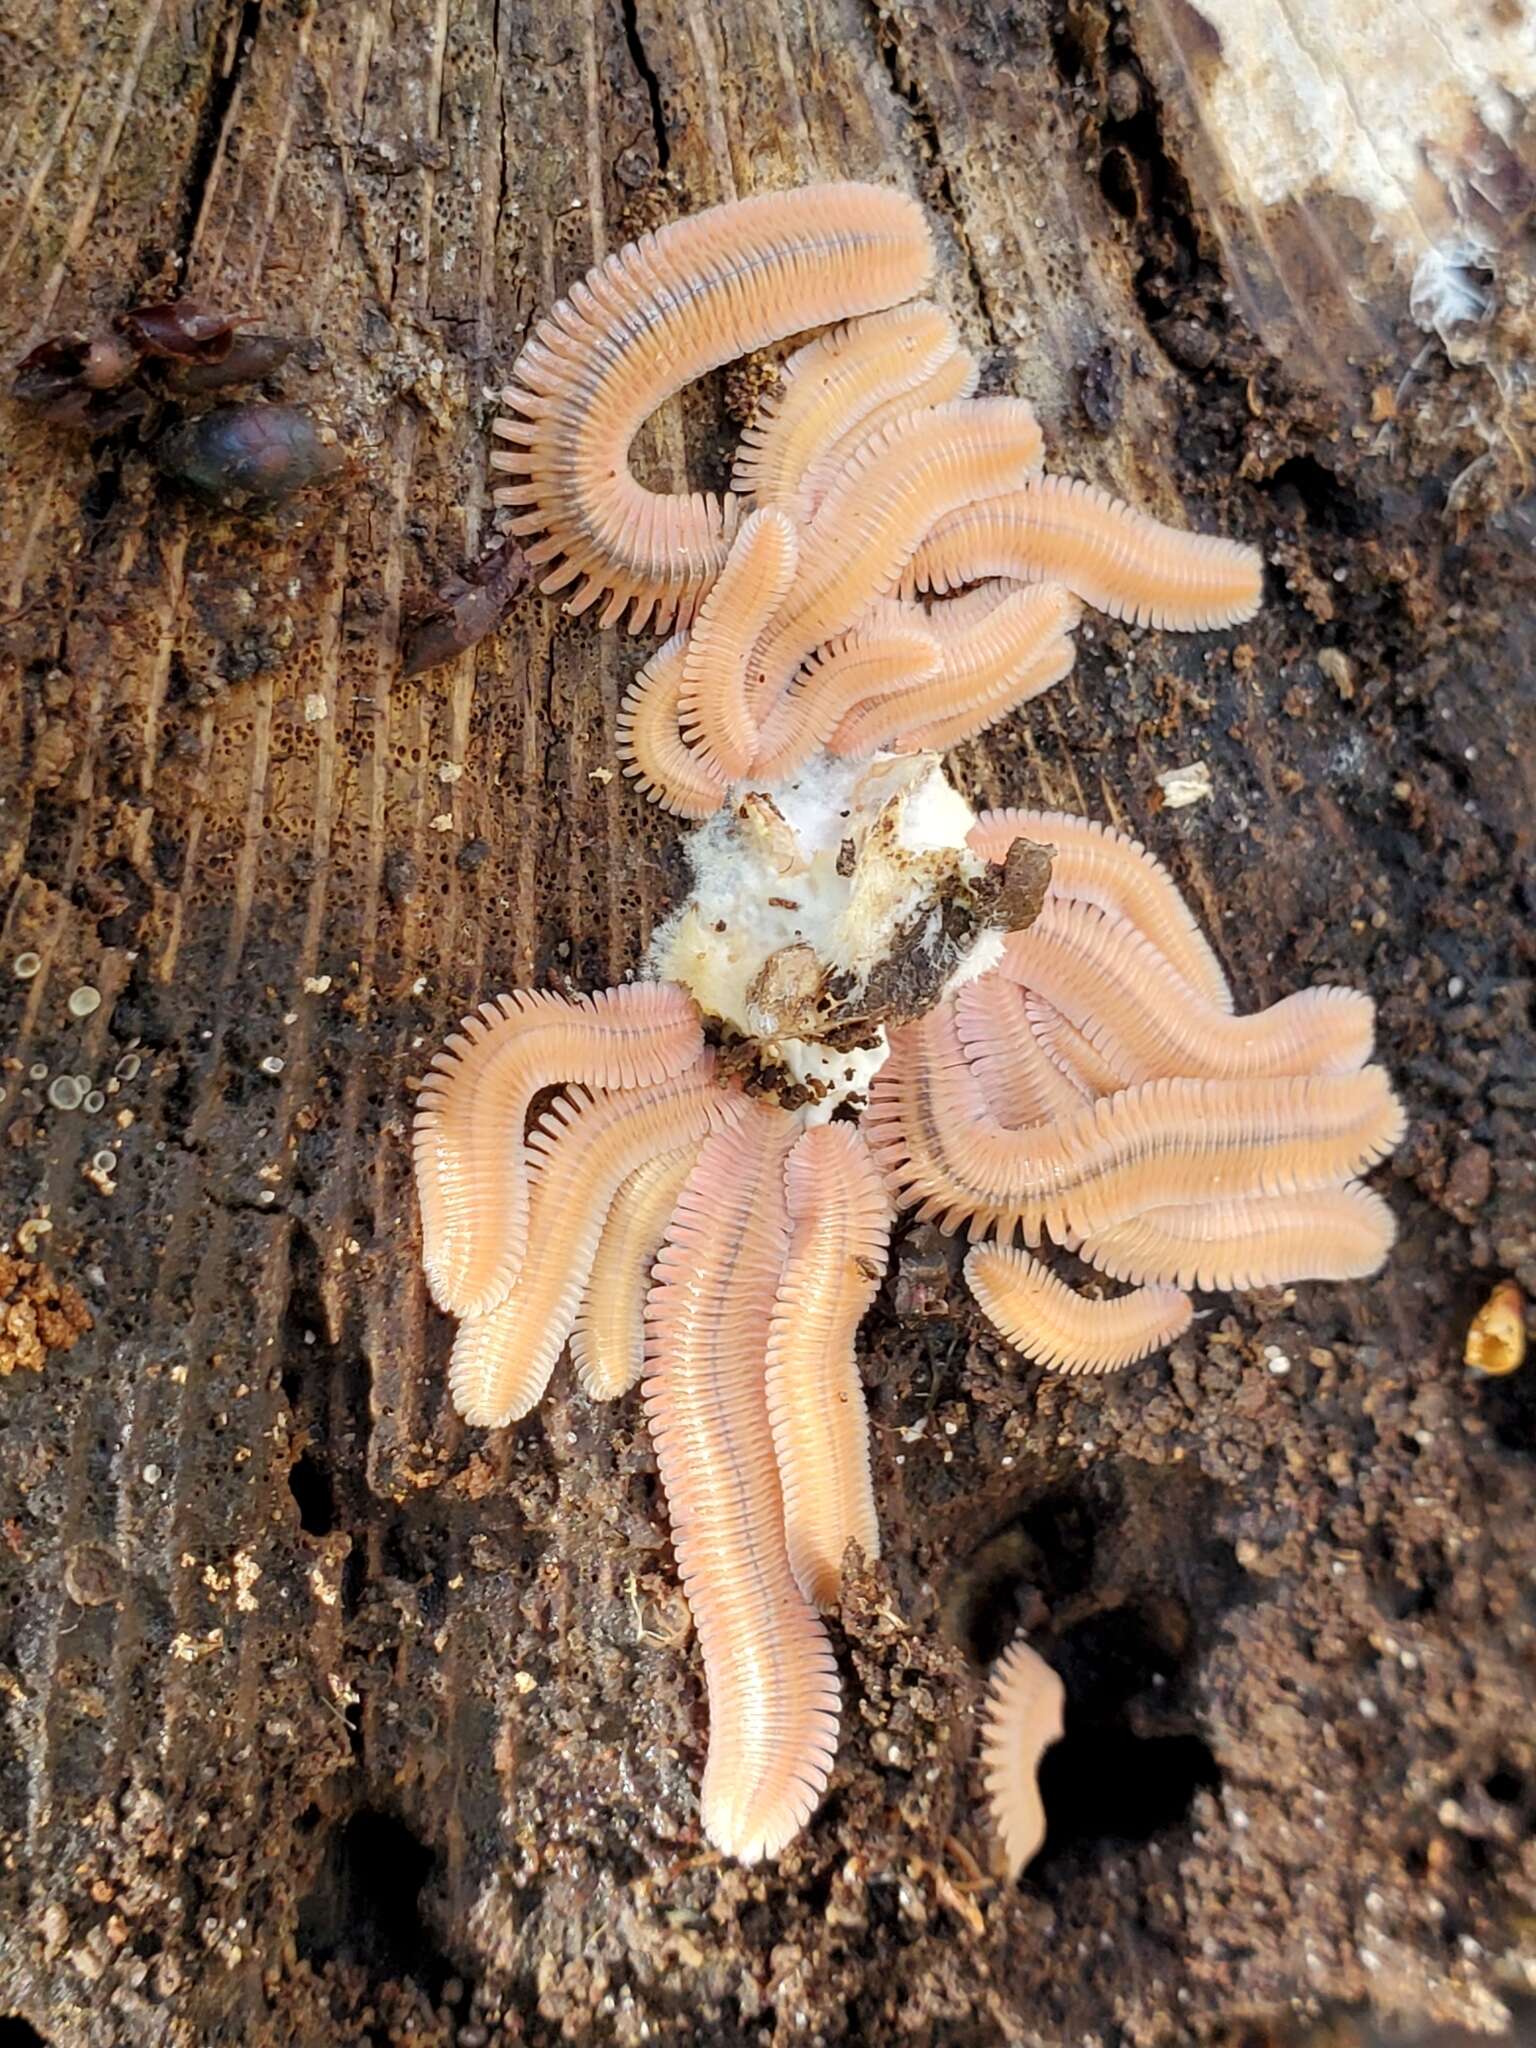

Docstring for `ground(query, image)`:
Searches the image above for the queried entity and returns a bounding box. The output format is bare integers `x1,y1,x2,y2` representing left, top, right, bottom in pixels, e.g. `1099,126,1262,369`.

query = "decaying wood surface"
1,4,1533,2045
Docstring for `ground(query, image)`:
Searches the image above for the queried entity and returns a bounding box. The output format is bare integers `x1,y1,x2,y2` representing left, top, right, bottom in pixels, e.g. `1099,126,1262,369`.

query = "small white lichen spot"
170,1629,225,1663
1157,761,1214,810
233,1551,262,1613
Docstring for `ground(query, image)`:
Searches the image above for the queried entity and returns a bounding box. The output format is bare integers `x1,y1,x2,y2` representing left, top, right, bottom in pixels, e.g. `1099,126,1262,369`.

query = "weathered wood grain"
1,4,1532,2044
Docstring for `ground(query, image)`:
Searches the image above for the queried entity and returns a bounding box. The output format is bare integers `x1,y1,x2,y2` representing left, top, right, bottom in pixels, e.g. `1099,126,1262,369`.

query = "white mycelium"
648,752,1003,1115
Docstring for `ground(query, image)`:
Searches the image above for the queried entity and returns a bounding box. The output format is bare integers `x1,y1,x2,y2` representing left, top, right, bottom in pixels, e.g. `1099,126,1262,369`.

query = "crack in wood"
620,0,672,172
858,0,1005,351
176,0,265,272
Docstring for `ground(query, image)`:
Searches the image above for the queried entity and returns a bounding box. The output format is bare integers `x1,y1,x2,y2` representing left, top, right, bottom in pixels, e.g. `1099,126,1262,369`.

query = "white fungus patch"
1156,760,1214,810
648,752,1000,1115
1176,0,1533,348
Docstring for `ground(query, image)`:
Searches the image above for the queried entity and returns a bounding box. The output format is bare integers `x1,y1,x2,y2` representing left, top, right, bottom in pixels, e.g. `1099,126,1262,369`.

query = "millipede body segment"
749,623,943,783
744,397,1047,726
964,1243,1194,1375
905,474,1266,630
493,182,934,632
866,1015,1403,1243
829,584,1080,759
767,1123,892,1608
730,302,973,523
1080,1182,1397,1292
616,635,729,819
980,1636,1066,1879
571,1146,702,1398
644,1107,840,1863
967,807,1233,1011
954,973,1090,1127
413,984,704,1317
680,509,801,780
447,1075,737,1428
411,179,1397,1870
998,899,1375,1082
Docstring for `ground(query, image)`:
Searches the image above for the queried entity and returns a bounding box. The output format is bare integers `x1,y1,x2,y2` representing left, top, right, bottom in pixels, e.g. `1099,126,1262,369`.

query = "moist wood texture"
1,4,1533,2045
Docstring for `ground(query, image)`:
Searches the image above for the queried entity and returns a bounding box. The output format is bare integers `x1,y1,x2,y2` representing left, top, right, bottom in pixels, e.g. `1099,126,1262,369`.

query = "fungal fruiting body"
414,183,1401,1865
645,749,1006,1110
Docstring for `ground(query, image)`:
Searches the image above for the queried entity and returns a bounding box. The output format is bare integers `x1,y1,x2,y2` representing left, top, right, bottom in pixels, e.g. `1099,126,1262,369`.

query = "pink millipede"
493,183,934,633
615,635,731,820
999,899,1376,1083
643,1103,841,1863
766,1124,892,1609
980,1635,1065,1880
571,1145,702,1400
730,302,972,524
413,983,704,1318
904,474,1264,631
1079,1181,1397,1293
448,1075,739,1428
964,1242,1193,1375
864,1005,1405,1244
747,398,1045,716
678,508,800,781
968,807,1233,1012
953,975,1091,1129
828,584,1080,759
748,623,942,783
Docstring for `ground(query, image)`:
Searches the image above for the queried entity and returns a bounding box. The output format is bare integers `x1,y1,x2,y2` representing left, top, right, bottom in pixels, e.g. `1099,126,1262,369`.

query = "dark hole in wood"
287,1448,336,1536
1262,453,1366,537
1036,1727,1219,1865
1480,1363,1536,1460
1030,1592,1219,1870
1047,1599,1185,1714
79,461,122,525
296,1809,444,1991
1100,146,1144,222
